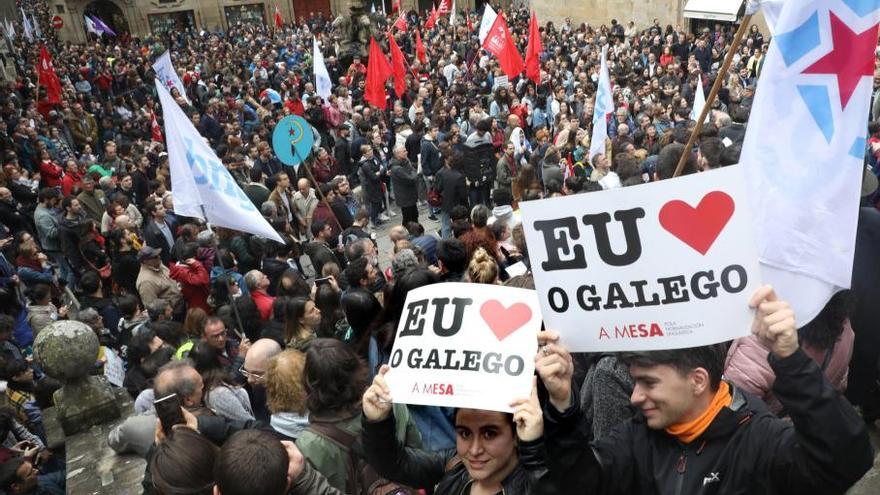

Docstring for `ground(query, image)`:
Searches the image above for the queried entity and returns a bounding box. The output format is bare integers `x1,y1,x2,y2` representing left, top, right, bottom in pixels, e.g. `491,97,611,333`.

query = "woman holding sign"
361,366,550,495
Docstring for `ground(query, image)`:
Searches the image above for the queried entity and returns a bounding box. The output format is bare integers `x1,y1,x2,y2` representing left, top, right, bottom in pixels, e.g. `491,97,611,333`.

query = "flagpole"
673,14,752,178
290,146,344,234
199,204,246,340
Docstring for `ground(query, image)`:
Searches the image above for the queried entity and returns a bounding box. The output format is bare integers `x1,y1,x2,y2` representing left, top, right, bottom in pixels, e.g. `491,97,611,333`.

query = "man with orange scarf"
535,285,872,494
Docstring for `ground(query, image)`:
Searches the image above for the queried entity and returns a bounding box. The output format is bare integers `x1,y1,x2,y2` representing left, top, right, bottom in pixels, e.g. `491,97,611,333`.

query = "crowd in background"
0,1,879,494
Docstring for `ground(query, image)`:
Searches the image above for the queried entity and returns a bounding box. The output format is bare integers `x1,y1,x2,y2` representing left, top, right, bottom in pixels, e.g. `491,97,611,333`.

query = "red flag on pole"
151,112,163,142
425,5,438,30
525,12,543,85
415,30,426,64
393,11,407,31
37,45,62,104
365,37,393,109
466,13,473,32
437,0,451,14
481,12,524,79
388,32,407,97
274,4,283,29
392,0,400,12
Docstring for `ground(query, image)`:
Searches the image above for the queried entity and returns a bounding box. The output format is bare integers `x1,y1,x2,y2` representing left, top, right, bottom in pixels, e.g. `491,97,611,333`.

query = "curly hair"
304,338,369,415
266,350,308,415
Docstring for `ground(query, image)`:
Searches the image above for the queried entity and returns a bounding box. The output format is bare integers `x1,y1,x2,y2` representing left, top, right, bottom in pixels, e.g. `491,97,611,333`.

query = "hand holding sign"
509,377,543,442
749,285,798,359
363,365,394,422
535,330,574,412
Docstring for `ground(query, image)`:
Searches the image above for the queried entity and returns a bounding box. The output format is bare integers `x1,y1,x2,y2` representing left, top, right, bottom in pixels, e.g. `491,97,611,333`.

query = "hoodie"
270,411,310,440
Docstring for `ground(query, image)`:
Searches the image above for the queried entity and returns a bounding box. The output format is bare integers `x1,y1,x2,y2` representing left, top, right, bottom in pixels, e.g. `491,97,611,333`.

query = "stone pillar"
33,321,121,436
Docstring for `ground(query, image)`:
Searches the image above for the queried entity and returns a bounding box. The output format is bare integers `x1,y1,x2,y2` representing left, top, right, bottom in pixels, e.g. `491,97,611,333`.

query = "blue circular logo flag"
272,115,314,168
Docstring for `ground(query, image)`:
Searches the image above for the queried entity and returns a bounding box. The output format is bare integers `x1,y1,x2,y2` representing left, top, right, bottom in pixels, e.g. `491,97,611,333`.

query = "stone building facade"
46,0,762,43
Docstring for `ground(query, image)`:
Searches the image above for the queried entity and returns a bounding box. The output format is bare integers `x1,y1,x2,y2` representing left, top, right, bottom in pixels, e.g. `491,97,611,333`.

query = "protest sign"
103,348,125,387
520,166,761,352
384,283,540,413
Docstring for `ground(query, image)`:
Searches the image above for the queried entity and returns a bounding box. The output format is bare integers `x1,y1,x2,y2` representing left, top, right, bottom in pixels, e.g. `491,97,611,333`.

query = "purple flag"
89,15,116,36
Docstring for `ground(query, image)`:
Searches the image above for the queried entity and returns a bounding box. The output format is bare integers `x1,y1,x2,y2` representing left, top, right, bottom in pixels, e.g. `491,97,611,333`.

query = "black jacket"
435,167,468,214
144,219,176,264
358,157,383,200
542,348,873,495
363,413,552,495
390,157,419,208
420,138,441,177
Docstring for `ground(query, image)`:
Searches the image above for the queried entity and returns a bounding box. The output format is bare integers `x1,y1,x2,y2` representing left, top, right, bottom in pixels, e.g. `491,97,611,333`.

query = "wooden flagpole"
673,14,752,178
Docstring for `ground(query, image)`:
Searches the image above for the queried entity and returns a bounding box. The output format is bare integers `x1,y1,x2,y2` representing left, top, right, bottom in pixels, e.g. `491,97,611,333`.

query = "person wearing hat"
136,246,183,319
76,175,106,224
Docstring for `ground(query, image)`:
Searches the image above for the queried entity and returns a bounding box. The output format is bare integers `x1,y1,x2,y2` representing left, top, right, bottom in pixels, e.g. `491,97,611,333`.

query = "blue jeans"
440,211,452,239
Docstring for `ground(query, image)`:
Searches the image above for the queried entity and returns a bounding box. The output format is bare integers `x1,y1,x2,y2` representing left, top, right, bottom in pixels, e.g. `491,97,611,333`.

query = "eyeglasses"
238,366,265,380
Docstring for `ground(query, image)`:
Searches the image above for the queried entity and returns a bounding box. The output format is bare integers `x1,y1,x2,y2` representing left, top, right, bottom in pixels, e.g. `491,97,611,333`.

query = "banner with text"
385,283,540,413
520,166,761,352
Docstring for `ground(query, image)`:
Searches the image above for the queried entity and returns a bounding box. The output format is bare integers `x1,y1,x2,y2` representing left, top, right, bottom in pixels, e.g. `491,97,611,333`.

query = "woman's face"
301,301,322,329
456,409,518,484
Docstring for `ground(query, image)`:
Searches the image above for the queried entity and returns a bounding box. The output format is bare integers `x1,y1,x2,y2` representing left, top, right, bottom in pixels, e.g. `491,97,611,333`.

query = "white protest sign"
103,348,125,387
384,283,540,413
520,165,761,352
493,74,509,90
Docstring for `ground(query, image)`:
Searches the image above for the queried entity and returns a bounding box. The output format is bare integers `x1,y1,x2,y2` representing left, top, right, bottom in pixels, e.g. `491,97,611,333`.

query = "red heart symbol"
658,191,735,255
479,300,533,341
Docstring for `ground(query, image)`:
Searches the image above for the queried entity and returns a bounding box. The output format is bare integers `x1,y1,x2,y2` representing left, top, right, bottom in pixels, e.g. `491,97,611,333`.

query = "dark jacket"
543,348,873,495
363,413,550,495
144,219,175,264
389,157,419,208
435,167,468,214
358,157,383,200
420,137,441,177
461,135,496,184
304,241,337,277
58,215,86,275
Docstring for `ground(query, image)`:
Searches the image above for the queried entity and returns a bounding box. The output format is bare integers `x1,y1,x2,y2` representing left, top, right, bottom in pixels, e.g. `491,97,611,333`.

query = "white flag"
31,15,40,38
690,78,707,122
6,19,15,39
313,37,332,100
152,51,191,104
84,15,100,36
740,0,880,323
21,9,32,42
450,0,456,26
478,4,497,44
589,46,612,163
155,81,284,243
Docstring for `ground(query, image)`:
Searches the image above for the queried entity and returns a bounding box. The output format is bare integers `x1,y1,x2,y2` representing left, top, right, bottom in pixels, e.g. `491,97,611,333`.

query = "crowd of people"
0,1,879,494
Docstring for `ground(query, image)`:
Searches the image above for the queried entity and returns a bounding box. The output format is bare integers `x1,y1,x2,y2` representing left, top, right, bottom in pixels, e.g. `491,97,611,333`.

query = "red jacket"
169,260,211,313
251,290,275,321
39,160,64,188
61,171,83,197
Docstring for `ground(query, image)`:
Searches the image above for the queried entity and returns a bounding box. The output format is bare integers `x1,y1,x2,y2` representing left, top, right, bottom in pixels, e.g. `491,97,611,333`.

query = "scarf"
665,381,732,444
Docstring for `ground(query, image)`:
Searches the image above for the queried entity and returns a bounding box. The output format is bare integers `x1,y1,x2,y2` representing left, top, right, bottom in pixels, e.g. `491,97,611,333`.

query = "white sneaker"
379,213,391,221
388,210,398,217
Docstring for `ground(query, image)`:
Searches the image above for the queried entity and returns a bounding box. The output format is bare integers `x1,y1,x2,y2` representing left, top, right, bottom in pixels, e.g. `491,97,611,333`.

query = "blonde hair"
266,350,308,415
467,247,499,285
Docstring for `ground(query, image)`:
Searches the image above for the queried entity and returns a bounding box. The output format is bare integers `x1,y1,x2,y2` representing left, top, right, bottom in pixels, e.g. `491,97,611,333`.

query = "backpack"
306,421,416,495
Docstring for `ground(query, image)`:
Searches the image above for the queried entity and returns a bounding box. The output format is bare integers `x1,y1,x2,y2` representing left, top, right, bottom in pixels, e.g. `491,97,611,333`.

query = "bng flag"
155,81,283,243
740,0,880,323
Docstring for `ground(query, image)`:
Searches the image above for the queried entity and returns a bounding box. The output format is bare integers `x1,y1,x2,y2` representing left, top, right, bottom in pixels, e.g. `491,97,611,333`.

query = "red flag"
365,37,393,110
151,112,163,142
525,12,543,85
415,30,426,64
425,5,438,30
37,45,62,105
392,0,400,12
393,12,407,31
437,0,451,14
481,12,524,79
274,4,283,29
466,13,473,32
388,32,407,97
